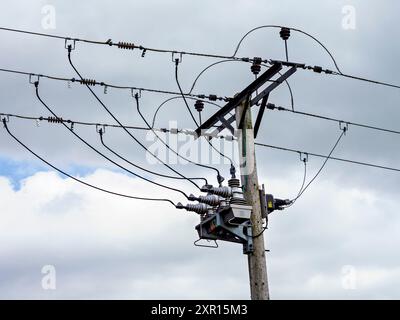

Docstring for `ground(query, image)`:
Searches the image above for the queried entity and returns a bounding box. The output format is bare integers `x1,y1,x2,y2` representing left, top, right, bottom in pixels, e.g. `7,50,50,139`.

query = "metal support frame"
195,62,283,138
195,63,297,139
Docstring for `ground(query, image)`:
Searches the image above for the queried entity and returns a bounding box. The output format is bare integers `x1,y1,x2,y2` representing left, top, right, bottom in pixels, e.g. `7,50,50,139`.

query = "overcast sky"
1,0,400,299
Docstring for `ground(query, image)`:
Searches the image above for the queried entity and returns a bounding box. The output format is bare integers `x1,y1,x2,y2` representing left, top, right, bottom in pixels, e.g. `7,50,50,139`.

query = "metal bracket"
251,66,297,105
64,38,76,50
195,63,282,138
131,88,141,99
96,124,106,134
0,115,10,124
253,94,269,138
194,238,219,249
29,74,40,85
172,52,183,64
339,121,349,134
299,152,309,163
217,115,235,135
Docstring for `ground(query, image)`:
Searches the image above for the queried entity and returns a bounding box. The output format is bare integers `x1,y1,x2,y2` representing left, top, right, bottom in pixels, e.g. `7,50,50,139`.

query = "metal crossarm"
195,62,283,138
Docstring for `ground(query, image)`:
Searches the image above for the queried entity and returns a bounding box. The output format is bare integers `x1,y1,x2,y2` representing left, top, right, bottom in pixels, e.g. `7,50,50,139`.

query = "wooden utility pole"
236,98,269,300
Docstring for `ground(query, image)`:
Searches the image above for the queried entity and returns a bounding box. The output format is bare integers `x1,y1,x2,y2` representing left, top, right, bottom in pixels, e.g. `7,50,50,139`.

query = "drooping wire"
135,94,221,181
292,157,308,202
232,25,343,74
189,59,240,94
33,82,190,199
98,128,208,185
67,47,201,190
288,128,346,204
1,119,177,207
151,96,228,129
174,61,234,171
174,59,199,127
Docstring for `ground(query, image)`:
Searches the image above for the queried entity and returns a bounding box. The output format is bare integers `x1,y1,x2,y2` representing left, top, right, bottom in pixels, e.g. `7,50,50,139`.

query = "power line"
3,25,400,92
332,71,400,90
173,60,234,169
135,94,222,180
98,128,208,185
267,103,400,136
67,47,203,190
0,26,254,62
288,129,346,205
0,111,236,140
255,142,400,174
151,96,224,128
0,67,229,102
33,82,191,199
1,119,177,207
174,59,199,127
232,25,343,74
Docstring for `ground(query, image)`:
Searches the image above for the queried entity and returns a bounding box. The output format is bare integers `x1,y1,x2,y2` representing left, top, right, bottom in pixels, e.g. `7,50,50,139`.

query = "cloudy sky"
0,0,400,299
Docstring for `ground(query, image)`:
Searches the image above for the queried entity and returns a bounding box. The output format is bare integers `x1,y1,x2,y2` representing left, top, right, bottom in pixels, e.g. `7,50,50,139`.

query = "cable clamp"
64,38,76,50
29,74,40,85
103,85,108,94
172,52,183,64
339,121,349,134
96,124,106,134
299,152,309,163
0,115,9,124
131,88,141,99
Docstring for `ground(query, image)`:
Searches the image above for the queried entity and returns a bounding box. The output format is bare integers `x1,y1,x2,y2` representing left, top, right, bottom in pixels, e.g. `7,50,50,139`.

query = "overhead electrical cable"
67,47,202,190
1,119,177,207
33,82,191,199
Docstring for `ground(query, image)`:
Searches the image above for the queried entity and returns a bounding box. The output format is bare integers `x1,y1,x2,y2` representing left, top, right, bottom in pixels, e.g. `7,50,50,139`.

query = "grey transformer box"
195,204,253,254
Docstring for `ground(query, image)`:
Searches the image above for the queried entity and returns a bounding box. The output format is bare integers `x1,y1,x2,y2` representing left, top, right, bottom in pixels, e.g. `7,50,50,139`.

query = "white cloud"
0,169,399,299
